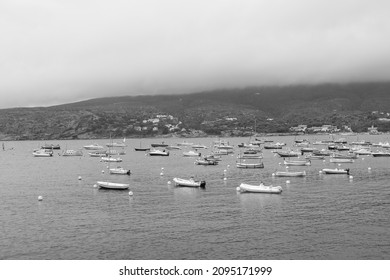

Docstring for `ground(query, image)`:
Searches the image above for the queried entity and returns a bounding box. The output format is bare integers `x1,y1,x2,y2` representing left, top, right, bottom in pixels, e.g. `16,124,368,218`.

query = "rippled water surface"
0,135,389,259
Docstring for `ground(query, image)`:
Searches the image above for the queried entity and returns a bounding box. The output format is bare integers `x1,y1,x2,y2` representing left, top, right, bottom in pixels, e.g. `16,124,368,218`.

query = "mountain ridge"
1,82,390,140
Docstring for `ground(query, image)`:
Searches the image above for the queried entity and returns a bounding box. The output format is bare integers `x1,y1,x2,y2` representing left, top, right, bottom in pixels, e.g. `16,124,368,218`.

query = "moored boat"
172,177,206,188
109,167,131,175
322,168,350,175
236,162,264,169
33,149,53,157
41,144,60,150
148,149,169,156
329,158,354,163
62,149,83,156
274,171,306,177
96,181,130,190
238,183,282,194
283,159,311,166
83,143,104,150
183,150,201,157
194,158,218,165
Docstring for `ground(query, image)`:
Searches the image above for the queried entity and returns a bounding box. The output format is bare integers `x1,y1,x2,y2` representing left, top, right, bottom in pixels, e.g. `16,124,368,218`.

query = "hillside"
1,82,390,140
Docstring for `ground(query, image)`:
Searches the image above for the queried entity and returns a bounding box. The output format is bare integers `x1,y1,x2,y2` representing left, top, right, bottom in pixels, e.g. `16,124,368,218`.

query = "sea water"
0,135,389,259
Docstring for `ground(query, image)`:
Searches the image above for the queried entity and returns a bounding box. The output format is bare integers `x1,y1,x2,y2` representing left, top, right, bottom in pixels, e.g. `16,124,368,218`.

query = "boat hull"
239,183,282,194
97,181,129,190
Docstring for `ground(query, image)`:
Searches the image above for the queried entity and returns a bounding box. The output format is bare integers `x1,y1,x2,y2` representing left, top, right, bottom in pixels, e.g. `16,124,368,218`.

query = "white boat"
183,150,201,157
353,148,372,155
276,150,300,157
172,177,206,188
83,143,104,150
109,167,131,175
105,149,125,155
176,141,193,146
106,142,127,147
194,158,219,165
165,145,182,150
89,152,107,157
322,168,350,175
32,149,53,157
237,154,263,159
274,171,306,177
236,162,264,169
329,158,354,163
62,149,83,156
191,144,208,149
96,181,129,190
371,151,390,157
148,149,169,156
283,159,311,166
305,154,325,160
100,156,122,162
238,183,282,194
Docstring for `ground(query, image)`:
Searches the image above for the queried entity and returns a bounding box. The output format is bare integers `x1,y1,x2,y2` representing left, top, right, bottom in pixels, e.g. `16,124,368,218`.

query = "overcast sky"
1,0,390,108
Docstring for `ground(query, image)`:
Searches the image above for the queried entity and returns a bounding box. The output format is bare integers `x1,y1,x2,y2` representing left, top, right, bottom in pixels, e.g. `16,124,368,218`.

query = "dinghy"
322,168,350,175
238,183,282,194
172,177,206,188
274,171,306,177
96,181,130,190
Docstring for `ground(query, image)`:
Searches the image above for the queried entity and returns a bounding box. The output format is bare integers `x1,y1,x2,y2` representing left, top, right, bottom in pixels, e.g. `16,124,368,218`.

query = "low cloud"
1,0,390,108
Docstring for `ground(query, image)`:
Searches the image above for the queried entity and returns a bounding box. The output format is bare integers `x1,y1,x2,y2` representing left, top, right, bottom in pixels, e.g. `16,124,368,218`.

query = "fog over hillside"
1,0,390,108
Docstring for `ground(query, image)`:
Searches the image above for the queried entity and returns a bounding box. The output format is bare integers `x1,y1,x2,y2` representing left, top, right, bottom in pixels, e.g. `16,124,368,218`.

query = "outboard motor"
346,168,350,175
200,181,206,188
127,170,131,175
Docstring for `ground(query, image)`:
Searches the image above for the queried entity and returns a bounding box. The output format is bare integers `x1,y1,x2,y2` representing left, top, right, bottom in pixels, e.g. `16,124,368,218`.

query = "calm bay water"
0,135,389,260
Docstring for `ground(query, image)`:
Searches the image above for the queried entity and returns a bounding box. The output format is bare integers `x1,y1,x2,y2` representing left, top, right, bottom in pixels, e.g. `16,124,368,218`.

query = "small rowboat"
236,162,264,169
329,158,354,163
238,183,282,194
305,154,325,160
109,167,131,175
237,154,263,159
96,181,130,190
283,160,311,166
371,152,390,157
100,157,122,162
148,149,169,156
172,177,206,188
183,150,201,157
276,151,300,157
274,171,306,177
195,159,218,165
33,149,53,157
322,168,350,175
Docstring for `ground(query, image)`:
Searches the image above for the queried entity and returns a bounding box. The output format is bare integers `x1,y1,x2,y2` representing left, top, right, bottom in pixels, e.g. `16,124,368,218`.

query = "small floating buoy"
227,165,230,168
93,184,98,188
160,172,164,176
223,177,227,181
319,171,323,174
349,175,353,179
338,164,341,167
102,170,105,173
128,191,133,196
323,160,326,163
279,162,281,165
38,196,43,201
223,169,227,174
78,176,82,180
286,180,290,184
362,158,365,160
272,173,275,176
236,187,241,191
167,181,171,184
286,166,289,169
161,167,164,170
